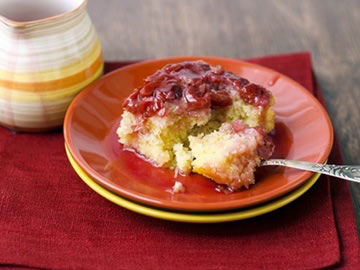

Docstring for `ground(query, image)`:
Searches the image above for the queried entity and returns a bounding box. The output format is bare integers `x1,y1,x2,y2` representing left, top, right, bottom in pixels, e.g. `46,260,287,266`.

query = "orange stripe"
0,54,103,92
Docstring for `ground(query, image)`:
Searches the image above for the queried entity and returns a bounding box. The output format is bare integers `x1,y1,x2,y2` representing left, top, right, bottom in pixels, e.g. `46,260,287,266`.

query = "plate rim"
65,144,321,223
64,56,333,211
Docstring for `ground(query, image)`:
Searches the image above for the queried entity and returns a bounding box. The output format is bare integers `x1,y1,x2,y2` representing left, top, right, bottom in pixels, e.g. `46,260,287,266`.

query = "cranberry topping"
123,61,272,117
257,134,275,160
240,83,271,107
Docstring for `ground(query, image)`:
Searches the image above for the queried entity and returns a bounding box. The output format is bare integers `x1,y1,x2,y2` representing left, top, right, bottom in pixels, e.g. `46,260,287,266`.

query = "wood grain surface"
88,0,360,233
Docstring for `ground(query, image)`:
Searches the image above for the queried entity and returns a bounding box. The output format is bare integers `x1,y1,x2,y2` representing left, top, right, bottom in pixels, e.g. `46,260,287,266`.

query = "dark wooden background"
88,0,360,233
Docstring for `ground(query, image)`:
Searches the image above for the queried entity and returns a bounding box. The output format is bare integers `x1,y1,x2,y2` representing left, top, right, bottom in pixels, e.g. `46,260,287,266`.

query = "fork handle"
262,159,360,183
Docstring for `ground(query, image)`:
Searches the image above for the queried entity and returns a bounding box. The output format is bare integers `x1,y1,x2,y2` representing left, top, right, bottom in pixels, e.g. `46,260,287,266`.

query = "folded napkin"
0,53,359,270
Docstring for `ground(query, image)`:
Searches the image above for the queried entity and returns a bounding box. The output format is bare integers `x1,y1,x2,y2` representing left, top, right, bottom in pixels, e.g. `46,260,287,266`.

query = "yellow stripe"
0,63,103,103
0,53,103,92
0,38,101,82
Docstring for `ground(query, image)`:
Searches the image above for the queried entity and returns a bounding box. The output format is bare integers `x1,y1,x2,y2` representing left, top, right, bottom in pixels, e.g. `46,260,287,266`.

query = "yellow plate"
65,145,320,223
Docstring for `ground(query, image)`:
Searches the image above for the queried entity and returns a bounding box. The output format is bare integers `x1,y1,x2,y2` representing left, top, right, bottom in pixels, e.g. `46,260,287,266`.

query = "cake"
117,60,275,190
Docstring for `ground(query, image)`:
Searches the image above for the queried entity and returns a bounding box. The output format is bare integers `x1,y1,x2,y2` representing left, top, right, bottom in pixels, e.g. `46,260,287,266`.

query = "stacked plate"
63,57,333,223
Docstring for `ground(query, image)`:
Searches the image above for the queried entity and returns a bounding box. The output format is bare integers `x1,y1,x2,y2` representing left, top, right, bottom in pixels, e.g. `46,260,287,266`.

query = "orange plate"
64,56,333,212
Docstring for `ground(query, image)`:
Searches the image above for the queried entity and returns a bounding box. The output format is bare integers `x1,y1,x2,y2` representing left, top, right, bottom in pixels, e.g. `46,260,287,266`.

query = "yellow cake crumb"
172,181,185,193
173,143,192,174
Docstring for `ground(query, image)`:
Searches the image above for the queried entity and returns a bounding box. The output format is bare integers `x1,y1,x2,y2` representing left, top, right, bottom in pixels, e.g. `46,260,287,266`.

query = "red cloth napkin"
1,53,359,270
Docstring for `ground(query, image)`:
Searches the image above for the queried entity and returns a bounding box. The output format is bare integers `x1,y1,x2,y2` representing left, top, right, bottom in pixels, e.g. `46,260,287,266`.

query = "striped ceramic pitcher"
0,0,103,131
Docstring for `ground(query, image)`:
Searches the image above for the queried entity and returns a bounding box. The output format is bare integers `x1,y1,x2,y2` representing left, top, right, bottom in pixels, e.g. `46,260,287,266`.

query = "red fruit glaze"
123,61,272,117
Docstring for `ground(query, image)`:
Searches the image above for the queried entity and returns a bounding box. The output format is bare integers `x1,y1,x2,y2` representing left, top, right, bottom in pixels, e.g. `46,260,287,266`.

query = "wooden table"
88,0,360,233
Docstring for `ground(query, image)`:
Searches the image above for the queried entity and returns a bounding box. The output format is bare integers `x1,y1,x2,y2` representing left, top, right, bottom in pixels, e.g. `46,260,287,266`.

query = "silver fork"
261,159,360,183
